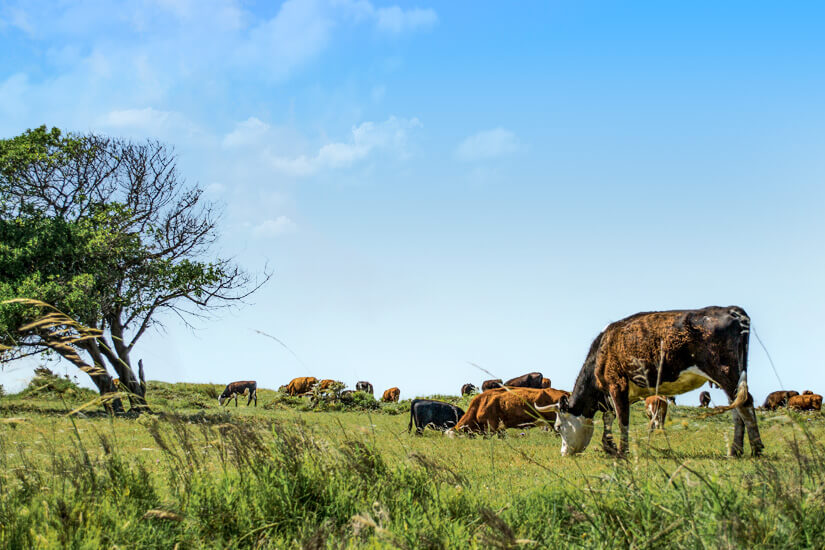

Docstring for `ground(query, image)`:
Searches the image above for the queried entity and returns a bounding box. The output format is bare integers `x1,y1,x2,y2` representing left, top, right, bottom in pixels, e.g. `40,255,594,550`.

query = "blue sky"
1,1,823,405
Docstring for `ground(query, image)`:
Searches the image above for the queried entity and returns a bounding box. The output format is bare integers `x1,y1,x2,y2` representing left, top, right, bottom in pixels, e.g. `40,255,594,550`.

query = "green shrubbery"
18,366,97,402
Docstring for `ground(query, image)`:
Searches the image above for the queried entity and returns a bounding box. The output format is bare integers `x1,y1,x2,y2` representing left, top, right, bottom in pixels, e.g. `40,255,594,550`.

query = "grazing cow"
482,379,503,391
699,391,711,408
504,372,544,388
287,376,318,396
667,396,676,404
382,387,400,403
408,399,465,434
788,393,823,411
356,381,374,395
452,387,570,434
461,383,477,396
645,395,668,431
536,306,762,457
762,390,799,410
541,378,552,389
218,381,257,407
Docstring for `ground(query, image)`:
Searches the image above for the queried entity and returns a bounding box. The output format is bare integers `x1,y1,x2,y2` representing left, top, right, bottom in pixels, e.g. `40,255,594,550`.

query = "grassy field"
1,378,824,548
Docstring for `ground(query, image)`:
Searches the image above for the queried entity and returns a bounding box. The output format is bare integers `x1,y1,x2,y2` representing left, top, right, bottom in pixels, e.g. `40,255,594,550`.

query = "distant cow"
699,391,711,408
537,307,762,457
504,372,544,388
287,377,318,396
482,379,503,391
340,390,355,399
382,387,400,403
408,399,465,434
788,393,823,411
356,381,374,395
452,387,570,434
541,378,552,389
218,381,257,407
645,395,668,431
803,390,814,395
762,390,799,410
461,383,477,396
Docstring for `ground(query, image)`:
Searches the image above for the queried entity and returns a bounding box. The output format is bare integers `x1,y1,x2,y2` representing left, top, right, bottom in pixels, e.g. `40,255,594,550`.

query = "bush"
19,367,97,401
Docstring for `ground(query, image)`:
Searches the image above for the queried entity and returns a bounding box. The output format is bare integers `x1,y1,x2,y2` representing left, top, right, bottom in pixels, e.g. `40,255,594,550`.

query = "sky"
1,1,824,406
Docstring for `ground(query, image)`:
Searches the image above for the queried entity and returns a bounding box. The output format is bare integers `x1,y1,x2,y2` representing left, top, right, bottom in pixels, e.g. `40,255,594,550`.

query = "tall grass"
1,409,825,548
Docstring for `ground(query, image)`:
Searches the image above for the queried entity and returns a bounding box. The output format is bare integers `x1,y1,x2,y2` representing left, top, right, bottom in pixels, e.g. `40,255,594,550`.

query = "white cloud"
375,6,437,34
253,216,297,237
222,117,271,149
266,116,422,177
455,128,521,162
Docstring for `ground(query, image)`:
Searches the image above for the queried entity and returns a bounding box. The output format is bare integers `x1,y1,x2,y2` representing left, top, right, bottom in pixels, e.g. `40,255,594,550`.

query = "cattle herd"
219,306,822,458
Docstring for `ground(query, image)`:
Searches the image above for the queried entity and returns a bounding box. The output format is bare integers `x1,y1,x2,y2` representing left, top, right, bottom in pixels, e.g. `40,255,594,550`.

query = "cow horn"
535,402,559,412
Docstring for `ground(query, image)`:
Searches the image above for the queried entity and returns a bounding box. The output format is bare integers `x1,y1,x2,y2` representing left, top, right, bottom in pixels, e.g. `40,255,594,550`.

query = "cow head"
535,395,595,456
218,395,227,406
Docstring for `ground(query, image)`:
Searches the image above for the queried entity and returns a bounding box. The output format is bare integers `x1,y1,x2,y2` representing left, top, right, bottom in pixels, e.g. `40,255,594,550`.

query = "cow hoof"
728,447,744,458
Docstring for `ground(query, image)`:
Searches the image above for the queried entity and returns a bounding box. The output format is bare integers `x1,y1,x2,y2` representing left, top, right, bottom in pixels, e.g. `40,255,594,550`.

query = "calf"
537,306,762,457
218,381,257,407
461,383,477,396
645,395,668,431
482,379,503,391
762,390,799,410
287,376,318,396
356,381,374,395
699,391,711,408
788,393,822,411
382,387,400,402
408,399,465,434
452,387,569,434
504,372,544,388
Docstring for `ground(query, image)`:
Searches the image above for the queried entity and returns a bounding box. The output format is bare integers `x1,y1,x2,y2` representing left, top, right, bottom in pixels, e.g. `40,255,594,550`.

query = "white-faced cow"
645,395,668,431
218,381,257,407
536,306,762,457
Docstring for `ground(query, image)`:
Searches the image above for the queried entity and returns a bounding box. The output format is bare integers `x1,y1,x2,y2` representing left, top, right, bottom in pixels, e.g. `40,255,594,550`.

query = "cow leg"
609,389,630,456
601,410,618,455
738,405,764,457
729,408,745,457
235,394,239,407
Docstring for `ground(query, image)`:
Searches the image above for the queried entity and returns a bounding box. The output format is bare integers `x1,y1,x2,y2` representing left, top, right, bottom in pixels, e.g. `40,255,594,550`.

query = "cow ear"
559,395,569,412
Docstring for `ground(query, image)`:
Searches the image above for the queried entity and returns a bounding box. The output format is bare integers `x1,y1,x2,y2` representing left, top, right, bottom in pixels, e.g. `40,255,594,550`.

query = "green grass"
1,382,825,548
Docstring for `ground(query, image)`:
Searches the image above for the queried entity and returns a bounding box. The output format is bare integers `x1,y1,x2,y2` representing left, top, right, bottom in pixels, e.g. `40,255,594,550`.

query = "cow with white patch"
644,395,668,431
536,306,762,457
218,381,257,407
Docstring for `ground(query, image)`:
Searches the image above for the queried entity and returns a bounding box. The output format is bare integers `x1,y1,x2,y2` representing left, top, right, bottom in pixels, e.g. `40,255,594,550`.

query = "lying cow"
537,306,762,457
408,399,465,434
762,390,799,410
481,379,503,391
699,391,711,408
287,376,318,396
382,387,400,402
645,395,668,431
461,383,477,396
218,381,257,407
356,381,374,395
504,372,544,388
788,393,822,411
452,387,569,434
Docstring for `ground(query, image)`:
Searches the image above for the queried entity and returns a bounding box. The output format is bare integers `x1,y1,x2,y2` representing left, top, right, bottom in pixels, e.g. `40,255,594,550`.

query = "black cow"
482,379,503,391
537,306,762,457
356,381,374,395
408,399,465,434
504,372,544,388
699,391,711,408
219,381,257,407
461,383,477,396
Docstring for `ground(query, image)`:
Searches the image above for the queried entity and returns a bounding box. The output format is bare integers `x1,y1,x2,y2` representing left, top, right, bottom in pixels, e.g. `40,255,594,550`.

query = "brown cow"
537,306,762,457
481,379,503,391
541,378,552,389
504,372,544,388
461,383,477,396
287,376,318,396
381,387,400,402
452,387,570,434
803,390,814,395
762,390,799,410
788,393,822,411
645,395,668,431
699,391,711,408
219,381,257,407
